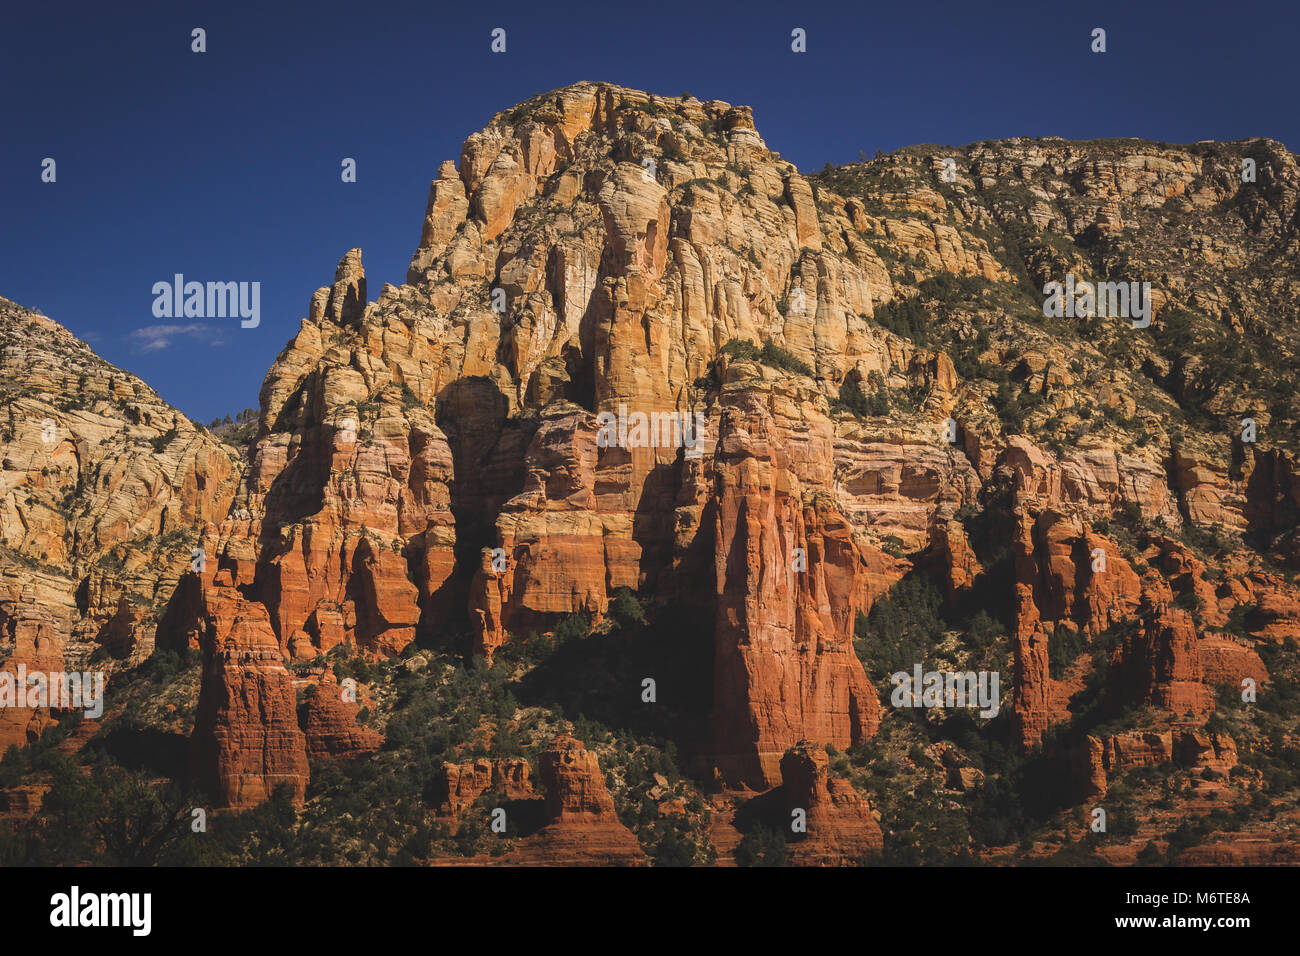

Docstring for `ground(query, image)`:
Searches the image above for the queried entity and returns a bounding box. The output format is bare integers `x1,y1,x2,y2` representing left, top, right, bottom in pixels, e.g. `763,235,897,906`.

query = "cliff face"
186,82,977,794
175,82,1300,805
4,81,1299,863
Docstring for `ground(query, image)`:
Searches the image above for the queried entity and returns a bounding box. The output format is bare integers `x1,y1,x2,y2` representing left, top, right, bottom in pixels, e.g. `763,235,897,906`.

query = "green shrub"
608,588,646,628
718,338,814,377
1047,627,1087,679
871,296,929,345
735,823,787,866
552,612,591,643
855,573,946,677
719,338,762,362
149,427,179,453
837,377,889,418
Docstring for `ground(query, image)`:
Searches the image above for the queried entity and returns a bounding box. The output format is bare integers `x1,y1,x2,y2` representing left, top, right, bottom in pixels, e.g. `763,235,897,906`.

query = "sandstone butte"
1,81,1299,865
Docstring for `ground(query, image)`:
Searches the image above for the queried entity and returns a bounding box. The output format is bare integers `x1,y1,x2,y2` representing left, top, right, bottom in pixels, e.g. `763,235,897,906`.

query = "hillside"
0,297,241,752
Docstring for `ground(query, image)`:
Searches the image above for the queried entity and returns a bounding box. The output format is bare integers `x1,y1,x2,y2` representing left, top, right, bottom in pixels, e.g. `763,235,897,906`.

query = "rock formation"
510,736,646,865
780,742,883,865
433,757,534,827
3,82,1299,866
298,676,383,763
189,574,309,808
710,398,881,787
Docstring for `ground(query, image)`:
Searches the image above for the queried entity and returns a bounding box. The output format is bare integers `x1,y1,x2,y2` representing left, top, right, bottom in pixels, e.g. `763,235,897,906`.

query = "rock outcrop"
189,252,458,663
189,575,309,808
1072,729,1242,798
433,756,534,827
298,677,383,763
780,742,882,865
710,398,881,788
510,736,646,865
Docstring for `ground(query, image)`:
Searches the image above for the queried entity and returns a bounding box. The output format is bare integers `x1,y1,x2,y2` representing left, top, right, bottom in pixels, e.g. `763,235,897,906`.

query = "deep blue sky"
2,0,1296,425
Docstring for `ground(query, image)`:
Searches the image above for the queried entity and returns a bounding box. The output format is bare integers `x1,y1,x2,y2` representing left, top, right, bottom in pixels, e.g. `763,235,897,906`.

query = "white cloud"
128,323,224,352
